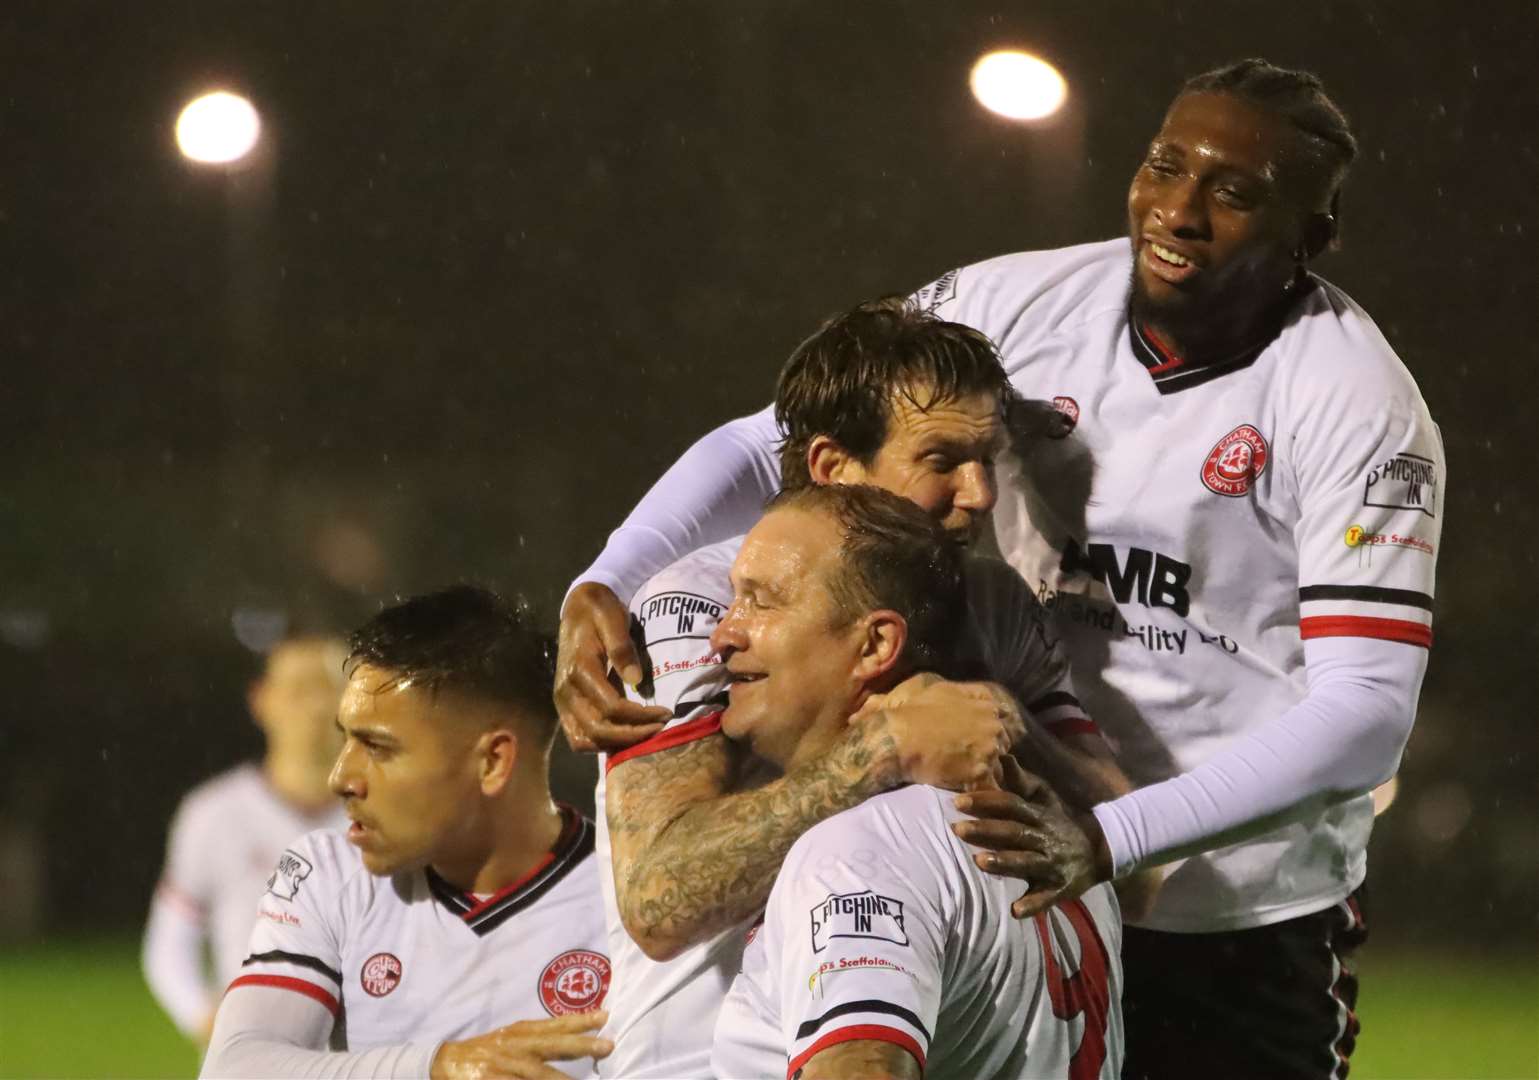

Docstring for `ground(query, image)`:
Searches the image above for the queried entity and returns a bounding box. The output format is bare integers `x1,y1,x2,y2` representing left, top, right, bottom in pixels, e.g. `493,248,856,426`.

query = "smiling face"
824,384,1003,547
1127,91,1319,341
329,665,488,876
708,508,871,769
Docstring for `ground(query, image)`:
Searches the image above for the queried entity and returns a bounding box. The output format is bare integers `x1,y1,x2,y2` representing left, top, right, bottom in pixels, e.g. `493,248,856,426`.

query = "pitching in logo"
538,950,612,1016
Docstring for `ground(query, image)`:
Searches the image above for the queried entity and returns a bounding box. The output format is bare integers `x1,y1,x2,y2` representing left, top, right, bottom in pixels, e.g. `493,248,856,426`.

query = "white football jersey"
596,534,1091,1078
151,763,345,991
918,237,1444,931
712,784,1123,1080
234,808,610,1078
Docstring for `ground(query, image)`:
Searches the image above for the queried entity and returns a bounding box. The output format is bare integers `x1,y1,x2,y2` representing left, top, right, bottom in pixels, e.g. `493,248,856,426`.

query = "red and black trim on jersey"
1298,585,1434,649
605,711,724,774
789,1000,931,1079
425,805,595,936
1026,690,1100,739
229,949,344,1016
1128,280,1316,395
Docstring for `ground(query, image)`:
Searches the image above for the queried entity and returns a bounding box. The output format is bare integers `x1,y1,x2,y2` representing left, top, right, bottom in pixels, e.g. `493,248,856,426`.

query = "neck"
431,778,565,897
263,751,337,815
1136,270,1305,367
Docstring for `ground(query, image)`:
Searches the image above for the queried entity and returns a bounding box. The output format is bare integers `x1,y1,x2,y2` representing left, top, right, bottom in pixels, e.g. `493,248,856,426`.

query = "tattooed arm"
607,693,1008,962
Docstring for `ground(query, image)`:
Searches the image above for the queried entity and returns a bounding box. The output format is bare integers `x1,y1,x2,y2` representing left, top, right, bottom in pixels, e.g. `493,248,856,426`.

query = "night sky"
3,1,1534,941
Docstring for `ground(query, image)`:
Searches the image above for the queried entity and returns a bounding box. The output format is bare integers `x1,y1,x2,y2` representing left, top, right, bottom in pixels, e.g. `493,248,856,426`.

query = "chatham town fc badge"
538,950,612,1015
1201,424,1269,497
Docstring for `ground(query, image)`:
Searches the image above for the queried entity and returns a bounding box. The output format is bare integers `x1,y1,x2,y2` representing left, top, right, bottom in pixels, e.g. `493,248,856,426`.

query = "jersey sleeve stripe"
1299,615,1432,648
1298,585,1433,611
786,1024,927,1080
242,949,343,986
1044,716,1101,738
227,974,340,1017
1026,690,1082,713
604,712,723,773
794,999,932,1043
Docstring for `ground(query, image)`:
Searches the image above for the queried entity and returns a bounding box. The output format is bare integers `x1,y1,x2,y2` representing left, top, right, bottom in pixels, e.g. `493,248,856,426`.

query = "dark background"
1,1,1534,957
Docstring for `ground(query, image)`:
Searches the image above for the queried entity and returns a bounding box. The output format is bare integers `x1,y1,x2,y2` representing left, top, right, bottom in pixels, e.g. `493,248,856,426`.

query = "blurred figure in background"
141,633,348,1044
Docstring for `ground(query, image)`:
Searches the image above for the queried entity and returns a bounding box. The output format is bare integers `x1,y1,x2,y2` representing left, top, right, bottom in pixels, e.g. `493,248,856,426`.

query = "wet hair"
346,585,557,742
768,484,966,677
775,296,1012,491
1181,58,1357,227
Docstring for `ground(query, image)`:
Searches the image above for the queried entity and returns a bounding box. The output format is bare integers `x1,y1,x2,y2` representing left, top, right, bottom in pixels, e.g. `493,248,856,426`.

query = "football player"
556,59,1442,1077
143,633,347,1045
202,587,612,1079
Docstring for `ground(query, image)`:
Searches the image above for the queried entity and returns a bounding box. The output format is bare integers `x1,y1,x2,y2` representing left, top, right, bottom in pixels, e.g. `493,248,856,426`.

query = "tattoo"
607,720,896,957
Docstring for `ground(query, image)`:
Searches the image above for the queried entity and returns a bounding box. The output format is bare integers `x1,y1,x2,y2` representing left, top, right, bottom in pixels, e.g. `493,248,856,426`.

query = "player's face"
710,508,868,769
1127,91,1308,328
251,639,347,761
329,664,484,877
843,386,1002,546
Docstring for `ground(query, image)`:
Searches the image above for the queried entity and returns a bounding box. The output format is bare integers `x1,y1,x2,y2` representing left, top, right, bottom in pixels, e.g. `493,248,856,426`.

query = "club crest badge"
538,950,612,1016
1201,424,1269,497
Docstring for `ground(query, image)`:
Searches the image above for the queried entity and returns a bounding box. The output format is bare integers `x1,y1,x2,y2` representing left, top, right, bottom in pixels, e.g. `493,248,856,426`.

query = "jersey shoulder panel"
919,238,1131,349
1284,277,1433,408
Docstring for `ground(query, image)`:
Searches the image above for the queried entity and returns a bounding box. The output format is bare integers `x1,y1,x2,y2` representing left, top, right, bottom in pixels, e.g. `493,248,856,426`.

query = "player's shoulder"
267,827,372,906
921,238,1130,333
172,761,266,826
1285,276,1429,404
788,785,954,872
962,552,1040,608
630,535,743,614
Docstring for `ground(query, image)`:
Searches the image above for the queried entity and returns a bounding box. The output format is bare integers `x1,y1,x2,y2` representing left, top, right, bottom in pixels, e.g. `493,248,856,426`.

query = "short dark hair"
768,484,966,676
1181,58,1358,228
346,585,556,742
775,296,1012,491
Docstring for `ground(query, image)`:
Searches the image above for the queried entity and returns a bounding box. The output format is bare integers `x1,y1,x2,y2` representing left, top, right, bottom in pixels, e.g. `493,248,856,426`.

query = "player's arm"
202,985,610,1079
608,690,1008,961
142,796,219,1042
795,1040,922,1080
556,407,781,752
1045,402,1440,883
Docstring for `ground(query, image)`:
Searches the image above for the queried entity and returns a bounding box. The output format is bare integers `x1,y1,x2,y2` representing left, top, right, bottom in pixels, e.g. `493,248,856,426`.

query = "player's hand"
950,757,1108,918
554,583,669,753
430,1010,613,1080
851,675,1013,792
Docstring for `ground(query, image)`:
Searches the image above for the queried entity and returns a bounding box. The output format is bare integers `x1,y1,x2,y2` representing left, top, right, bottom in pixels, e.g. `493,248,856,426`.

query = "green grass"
0,937,1534,1078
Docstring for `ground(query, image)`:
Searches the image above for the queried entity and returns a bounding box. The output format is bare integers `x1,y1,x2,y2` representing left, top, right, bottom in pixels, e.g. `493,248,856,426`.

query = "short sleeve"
764,796,950,1078
965,556,1096,738
1294,401,1444,650
605,542,738,773
228,831,350,1018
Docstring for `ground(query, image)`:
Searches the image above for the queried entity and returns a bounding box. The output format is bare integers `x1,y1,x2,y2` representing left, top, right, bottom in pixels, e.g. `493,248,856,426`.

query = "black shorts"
1121,888,1368,1080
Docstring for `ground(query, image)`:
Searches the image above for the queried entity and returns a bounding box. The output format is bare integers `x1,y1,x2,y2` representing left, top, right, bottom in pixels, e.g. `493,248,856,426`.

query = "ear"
807,435,867,487
477,729,520,797
1298,212,1336,262
854,610,908,685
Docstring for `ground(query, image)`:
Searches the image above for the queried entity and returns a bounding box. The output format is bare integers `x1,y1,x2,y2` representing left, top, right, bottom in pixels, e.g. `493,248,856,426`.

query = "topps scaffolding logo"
265,849,313,902
1364,453,1438,517
810,891,907,953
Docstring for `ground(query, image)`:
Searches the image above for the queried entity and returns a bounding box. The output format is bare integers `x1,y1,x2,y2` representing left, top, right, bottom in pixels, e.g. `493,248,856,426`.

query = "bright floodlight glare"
176,91,261,164
970,51,1067,121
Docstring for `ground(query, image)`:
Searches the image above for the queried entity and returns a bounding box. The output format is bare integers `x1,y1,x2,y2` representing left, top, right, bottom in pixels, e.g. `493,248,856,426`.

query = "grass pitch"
0,936,1534,1078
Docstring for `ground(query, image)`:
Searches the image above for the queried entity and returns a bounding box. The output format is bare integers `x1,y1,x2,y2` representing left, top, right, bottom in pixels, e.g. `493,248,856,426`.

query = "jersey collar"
424,805,593,937
1128,276,1315,395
